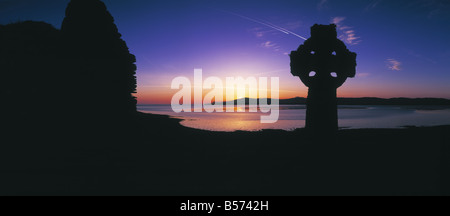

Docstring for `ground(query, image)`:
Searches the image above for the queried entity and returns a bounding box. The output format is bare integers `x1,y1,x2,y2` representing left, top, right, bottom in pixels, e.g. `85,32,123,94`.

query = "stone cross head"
290,24,356,89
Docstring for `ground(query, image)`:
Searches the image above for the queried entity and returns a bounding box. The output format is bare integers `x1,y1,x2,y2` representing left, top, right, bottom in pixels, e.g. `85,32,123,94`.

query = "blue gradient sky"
1,0,450,103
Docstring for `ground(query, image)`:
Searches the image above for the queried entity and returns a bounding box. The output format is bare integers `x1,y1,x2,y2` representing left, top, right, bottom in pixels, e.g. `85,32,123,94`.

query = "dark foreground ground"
1,112,449,196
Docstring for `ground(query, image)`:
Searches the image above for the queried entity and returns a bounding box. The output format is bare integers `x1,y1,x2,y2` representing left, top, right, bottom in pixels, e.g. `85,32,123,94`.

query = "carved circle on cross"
290,24,357,89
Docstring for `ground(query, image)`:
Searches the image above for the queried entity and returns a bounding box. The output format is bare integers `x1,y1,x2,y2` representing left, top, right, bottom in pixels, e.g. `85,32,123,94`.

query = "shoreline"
136,109,450,133
0,111,448,196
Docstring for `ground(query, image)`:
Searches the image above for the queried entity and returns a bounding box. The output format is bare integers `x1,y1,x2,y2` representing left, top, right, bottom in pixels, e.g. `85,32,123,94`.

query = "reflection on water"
138,105,450,132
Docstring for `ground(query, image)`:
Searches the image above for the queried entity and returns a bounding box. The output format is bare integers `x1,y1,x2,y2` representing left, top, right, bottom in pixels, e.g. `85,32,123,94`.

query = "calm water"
138,105,450,132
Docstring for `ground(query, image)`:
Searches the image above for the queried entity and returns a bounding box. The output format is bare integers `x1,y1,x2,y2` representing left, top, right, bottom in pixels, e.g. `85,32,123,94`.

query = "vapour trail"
224,10,307,40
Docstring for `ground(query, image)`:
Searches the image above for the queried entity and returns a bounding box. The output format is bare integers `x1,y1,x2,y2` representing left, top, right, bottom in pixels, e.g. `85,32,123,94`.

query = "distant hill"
337,97,450,106
220,97,450,106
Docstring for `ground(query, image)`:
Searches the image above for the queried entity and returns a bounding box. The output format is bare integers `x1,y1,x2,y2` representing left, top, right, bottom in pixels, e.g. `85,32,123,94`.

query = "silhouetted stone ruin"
0,21,62,124
0,0,138,130
290,24,357,133
61,0,137,117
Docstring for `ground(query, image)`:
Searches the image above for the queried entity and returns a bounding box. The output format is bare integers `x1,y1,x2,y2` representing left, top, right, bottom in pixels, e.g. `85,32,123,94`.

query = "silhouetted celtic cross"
290,24,357,132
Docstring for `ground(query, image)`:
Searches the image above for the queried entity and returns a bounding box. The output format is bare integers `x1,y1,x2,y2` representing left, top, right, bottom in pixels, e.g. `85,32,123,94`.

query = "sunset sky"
1,0,450,104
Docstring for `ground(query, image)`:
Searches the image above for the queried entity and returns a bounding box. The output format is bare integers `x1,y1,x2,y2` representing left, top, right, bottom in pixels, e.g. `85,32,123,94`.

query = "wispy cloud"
364,0,382,12
387,59,402,71
317,0,329,11
261,41,276,48
250,27,270,38
255,31,264,38
241,15,304,54
344,30,359,45
261,41,282,52
332,17,346,25
331,17,361,45
357,73,370,78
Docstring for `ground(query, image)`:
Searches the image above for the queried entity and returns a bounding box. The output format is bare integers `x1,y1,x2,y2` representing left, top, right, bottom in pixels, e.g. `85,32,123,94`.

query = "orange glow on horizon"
136,73,450,104
136,86,450,104
136,87,308,104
